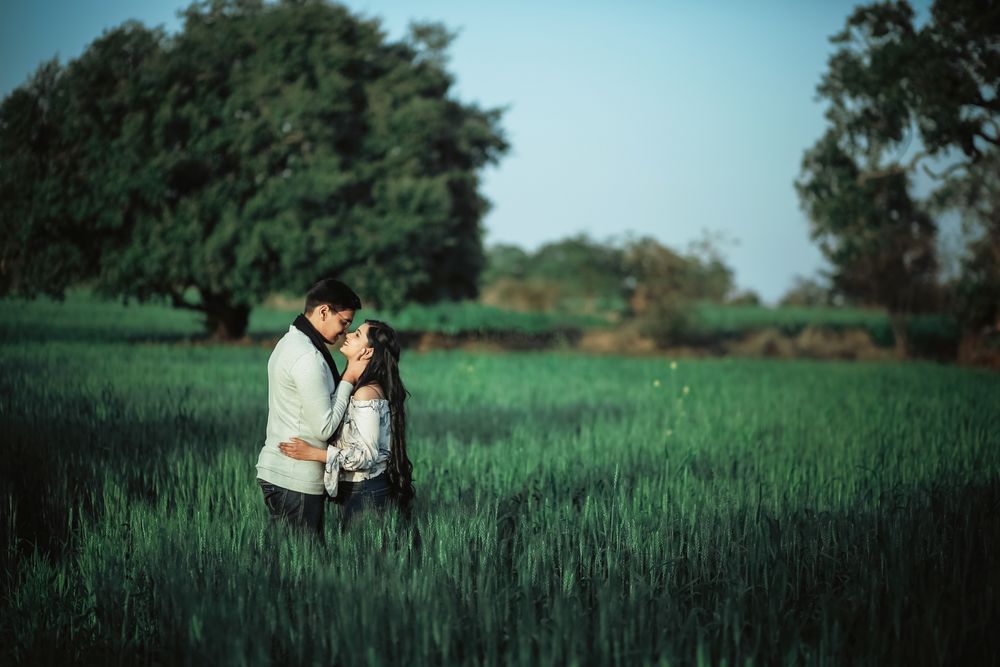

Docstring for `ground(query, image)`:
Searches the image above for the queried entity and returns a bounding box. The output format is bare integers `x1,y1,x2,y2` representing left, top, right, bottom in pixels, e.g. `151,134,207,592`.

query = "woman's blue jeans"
333,472,394,527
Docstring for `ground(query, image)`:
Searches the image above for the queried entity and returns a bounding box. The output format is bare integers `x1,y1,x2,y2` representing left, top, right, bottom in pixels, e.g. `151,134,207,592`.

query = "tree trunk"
201,292,250,340
0,249,25,295
957,329,983,365
889,312,909,360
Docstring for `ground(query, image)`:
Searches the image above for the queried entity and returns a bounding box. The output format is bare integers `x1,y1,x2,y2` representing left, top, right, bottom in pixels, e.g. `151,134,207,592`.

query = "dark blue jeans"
333,472,394,528
257,478,325,536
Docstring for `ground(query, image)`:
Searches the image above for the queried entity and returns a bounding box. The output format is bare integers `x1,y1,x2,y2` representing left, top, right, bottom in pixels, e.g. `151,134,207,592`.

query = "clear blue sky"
0,0,931,302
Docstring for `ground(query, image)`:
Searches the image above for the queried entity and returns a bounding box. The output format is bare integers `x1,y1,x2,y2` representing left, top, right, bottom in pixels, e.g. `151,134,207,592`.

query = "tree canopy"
0,0,508,338
797,0,999,348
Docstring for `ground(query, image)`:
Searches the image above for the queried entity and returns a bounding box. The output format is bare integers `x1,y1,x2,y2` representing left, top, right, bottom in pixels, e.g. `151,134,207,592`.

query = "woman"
278,320,415,525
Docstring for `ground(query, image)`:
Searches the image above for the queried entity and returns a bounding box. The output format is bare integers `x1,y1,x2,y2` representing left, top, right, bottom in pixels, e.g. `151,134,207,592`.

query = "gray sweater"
255,326,353,495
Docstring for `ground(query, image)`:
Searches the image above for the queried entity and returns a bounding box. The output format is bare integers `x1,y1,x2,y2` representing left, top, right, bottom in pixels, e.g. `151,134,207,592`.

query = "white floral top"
323,398,391,497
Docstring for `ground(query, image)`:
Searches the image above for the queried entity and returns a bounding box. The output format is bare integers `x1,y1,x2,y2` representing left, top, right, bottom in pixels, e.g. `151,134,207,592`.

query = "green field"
2,298,998,665
0,292,959,351
0,292,605,343
689,304,958,351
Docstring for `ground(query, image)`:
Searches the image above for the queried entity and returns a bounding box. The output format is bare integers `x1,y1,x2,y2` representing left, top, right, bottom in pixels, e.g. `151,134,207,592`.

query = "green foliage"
932,148,1000,334
368,301,605,335
481,234,736,335
479,243,530,285
821,0,998,164
692,302,958,352
726,289,761,306
0,59,96,296
481,235,629,314
529,235,627,297
0,0,508,338
2,302,999,664
0,291,606,344
0,292,961,357
680,230,738,303
622,236,735,346
953,222,1000,334
799,0,1000,338
694,303,893,339
779,275,834,308
796,131,938,317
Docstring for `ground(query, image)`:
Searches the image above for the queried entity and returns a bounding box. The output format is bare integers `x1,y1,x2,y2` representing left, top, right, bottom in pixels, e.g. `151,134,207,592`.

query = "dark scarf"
293,314,341,384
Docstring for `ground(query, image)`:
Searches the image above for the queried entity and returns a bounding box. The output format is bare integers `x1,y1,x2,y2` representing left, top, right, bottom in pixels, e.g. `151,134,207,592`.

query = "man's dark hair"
304,278,362,313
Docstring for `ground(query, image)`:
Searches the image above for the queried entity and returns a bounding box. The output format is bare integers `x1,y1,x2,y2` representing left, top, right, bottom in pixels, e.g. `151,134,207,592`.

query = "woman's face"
340,322,372,359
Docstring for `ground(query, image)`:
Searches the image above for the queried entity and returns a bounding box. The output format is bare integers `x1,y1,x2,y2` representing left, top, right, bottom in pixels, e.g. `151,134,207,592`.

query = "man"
255,278,366,535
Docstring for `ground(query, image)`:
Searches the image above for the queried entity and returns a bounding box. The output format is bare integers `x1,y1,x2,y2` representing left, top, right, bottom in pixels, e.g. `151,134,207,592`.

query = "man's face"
316,305,355,345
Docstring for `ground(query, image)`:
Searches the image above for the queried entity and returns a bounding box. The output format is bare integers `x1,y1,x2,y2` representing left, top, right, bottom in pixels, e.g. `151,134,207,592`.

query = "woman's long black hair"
354,320,415,513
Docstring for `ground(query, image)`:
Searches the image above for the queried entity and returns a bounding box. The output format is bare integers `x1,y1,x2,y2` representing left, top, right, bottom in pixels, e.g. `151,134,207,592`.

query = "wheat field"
1,299,998,665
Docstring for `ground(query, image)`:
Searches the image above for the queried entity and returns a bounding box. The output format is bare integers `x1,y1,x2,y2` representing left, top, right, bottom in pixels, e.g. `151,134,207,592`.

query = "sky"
0,0,932,303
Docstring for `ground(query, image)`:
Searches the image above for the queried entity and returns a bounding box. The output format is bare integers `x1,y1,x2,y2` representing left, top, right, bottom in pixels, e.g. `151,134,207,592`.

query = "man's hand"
278,437,326,462
342,356,369,384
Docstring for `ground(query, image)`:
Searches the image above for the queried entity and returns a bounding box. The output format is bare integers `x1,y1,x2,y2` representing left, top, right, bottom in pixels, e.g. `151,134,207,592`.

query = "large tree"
797,0,999,353
933,147,1000,348
797,130,938,353
0,0,507,338
0,60,77,295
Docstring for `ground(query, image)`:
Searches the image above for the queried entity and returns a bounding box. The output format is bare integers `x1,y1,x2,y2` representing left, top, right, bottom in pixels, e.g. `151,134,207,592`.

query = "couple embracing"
254,278,414,536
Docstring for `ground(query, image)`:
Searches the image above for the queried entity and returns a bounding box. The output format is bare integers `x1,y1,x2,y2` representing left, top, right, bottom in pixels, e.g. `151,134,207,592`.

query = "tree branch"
857,150,928,184
977,123,1000,147
922,160,968,181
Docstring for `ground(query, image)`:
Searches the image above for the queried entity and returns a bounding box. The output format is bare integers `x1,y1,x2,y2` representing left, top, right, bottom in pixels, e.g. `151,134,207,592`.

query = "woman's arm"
279,398,384,497
291,355,369,442
278,386,383,467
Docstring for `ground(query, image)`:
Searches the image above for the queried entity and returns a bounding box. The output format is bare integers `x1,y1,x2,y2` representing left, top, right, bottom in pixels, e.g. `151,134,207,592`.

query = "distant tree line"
479,232,760,346
778,275,838,308
797,0,999,358
0,0,507,338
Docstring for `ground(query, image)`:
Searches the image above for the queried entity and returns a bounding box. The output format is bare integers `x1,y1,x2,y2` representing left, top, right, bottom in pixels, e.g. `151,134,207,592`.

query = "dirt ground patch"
725,327,893,361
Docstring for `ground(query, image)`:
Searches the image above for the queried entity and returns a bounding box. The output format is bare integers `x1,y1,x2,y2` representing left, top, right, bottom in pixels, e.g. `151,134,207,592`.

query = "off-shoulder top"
323,398,391,497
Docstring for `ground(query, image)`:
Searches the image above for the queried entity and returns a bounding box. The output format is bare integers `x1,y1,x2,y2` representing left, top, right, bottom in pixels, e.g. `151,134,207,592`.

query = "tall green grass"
1,299,998,665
